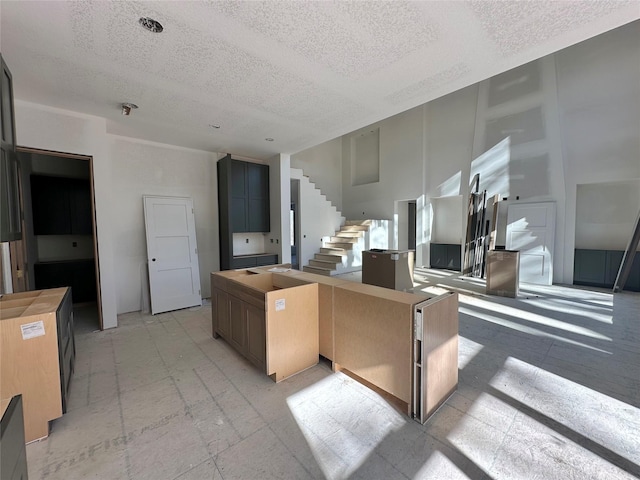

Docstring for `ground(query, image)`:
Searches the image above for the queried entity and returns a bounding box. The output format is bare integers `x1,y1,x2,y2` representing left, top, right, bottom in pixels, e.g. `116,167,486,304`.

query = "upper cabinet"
228,159,270,233
218,154,270,270
31,175,93,235
1,54,21,242
1,55,16,150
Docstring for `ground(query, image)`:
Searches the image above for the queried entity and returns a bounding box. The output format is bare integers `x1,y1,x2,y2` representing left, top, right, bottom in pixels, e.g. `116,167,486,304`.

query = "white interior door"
506,202,556,285
143,195,201,314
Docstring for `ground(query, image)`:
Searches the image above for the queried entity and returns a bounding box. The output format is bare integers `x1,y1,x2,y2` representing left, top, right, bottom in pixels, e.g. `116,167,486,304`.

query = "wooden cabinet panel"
213,288,230,338
246,303,266,370
229,295,247,353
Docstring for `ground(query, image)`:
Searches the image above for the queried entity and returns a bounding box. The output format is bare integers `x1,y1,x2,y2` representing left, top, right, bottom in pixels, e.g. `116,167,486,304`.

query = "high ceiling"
1,1,638,159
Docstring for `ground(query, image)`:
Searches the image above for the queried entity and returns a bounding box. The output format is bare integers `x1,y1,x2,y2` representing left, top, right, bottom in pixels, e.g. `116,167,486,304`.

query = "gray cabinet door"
0,148,21,241
574,249,607,285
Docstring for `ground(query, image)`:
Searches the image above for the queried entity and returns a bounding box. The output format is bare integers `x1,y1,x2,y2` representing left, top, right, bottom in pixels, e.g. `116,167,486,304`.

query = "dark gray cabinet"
218,154,271,270
574,249,640,292
430,243,462,271
0,149,21,242
1,395,28,480
31,175,92,235
1,54,21,242
227,159,269,233
56,287,75,413
231,254,278,270
34,259,97,303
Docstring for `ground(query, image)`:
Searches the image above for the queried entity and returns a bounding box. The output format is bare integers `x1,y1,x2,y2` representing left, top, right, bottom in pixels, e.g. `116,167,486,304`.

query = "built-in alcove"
351,128,380,186
429,195,463,270
574,180,640,291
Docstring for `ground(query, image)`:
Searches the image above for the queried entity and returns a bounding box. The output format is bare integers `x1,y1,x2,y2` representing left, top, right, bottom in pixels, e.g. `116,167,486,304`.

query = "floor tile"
22,270,640,480
215,427,313,480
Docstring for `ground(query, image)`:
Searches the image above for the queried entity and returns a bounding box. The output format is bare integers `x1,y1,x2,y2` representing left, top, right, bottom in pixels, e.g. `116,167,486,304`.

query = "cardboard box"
362,250,415,292
486,250,520,297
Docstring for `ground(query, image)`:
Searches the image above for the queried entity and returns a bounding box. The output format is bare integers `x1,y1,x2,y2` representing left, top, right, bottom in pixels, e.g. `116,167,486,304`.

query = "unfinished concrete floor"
25,269,640,479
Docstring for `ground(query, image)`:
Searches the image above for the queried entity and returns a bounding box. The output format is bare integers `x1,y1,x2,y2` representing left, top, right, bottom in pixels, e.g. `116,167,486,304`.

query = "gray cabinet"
0,149,21,242
227,159,269,233
34,259,97,303
430,243,461,271
1,54,21,242
231,254,278,270
31,175,92,235
56,287,75,413
574,249,640,292
1,395,28,480
218,154,271,270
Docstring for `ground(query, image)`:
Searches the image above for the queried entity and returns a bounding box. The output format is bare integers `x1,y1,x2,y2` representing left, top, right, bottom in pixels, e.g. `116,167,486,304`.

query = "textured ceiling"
1,1,638,159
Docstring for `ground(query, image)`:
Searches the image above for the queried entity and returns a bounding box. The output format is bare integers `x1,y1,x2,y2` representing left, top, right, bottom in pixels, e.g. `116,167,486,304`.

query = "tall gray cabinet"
1,54,21,242
218,155,271,270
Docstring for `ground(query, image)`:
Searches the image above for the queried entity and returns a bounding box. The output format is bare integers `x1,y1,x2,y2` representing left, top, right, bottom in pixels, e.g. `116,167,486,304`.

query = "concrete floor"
25,269,640,479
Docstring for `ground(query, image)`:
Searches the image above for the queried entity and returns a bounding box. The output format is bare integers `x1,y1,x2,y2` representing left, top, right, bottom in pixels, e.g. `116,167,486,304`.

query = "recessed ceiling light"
209,124,221,129
121,103,138,115
265,138,274,142
139,17,163,33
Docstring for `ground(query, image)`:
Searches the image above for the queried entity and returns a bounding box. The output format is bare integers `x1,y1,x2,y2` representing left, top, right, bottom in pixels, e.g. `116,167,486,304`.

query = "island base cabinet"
0,287,73,442
210,271,318,382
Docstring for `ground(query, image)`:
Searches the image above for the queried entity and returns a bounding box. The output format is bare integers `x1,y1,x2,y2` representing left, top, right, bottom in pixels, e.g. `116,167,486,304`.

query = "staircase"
290,167,390,276
304,220,387,276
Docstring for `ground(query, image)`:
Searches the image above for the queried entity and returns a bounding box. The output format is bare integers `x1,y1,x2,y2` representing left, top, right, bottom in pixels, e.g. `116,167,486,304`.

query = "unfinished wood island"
210,267,459,423
211,270,319,382
0,287,75,442
333,283,458,422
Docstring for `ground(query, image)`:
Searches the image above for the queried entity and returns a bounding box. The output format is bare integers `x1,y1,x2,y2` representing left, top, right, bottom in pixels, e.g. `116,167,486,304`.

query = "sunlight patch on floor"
286,372,406,480
459,295,613,342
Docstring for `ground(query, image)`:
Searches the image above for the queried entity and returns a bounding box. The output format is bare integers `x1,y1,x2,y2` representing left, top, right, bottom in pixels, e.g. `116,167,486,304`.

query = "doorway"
408,201,417,252
17,147,103,331
506,201,556,285
290,179,300,270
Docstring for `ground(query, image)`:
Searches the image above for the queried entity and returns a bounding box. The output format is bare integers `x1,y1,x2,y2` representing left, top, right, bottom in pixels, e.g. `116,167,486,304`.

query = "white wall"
265,154,291,264
342,106,423,221
556,20,640,278
575,180,640,250
339,22,640,284
14,101,222,324
108,136,218,314
291,138,342,210
14,101,119,328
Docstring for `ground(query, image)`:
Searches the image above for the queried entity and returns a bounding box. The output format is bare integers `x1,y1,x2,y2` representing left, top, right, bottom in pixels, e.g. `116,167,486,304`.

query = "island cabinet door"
212,288,230,338
245,303,266,371
229,295,247,353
